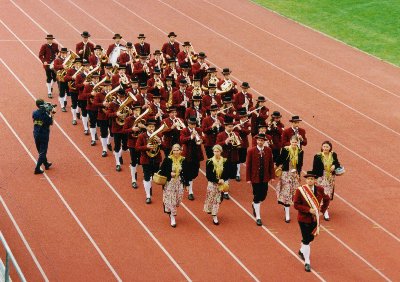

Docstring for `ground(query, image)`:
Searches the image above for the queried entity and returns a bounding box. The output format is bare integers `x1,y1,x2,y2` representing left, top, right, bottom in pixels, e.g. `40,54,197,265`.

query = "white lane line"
204,0,400,99
157,0,400,137
0,195,49,281
0,111,122,281
0,56,191,281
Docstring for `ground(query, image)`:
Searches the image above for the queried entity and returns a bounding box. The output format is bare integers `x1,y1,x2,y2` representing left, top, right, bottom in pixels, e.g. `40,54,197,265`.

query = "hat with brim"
255,133,267,140
224,116,234,125
153,50,161,55
104,63,112,68
140,53,149,58
167,106,177,112
271,111,282,118
303,171,317,178
241,82,250,88
222,96,232,104
165,76,174,81
208,83,217,89
45,34,55,39
126,42,133,48
181,63,190,69
132,103,141,109
289,115,302,122
102,80,112,86
210,104,219,111
81,31,91,38
167,58,176,63
237,108,247,117
146,119,157,125
113,33,122,39
91,72,100,78
207,67,217,73
257,96,266,102
118,66,126,70
117,89,126,96
198,52,206,58
82,60,89,66
258,122,267,129
179,79,187,85
222,68,231,75
153,68,161,74
74,58,82,63
182,41,191,47
94,45,102,50
137,33,146,39
191,95,202,101
188,116,197,124
60,47,68,52
168,32,177,37
139,83,148,89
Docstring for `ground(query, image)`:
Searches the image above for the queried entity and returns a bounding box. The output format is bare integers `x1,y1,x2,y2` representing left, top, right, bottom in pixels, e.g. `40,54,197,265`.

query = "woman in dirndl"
159,144,188,227
204,145,229,225
312,141,341,221
275,135,304,223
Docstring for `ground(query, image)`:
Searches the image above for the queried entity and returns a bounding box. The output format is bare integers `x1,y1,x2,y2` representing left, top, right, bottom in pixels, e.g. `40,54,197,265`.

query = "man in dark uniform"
32,99,55,174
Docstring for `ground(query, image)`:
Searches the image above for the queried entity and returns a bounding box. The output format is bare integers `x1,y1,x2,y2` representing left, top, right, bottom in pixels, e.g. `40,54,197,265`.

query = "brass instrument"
146,124,167,157
93,76,107,92
57,51,78,82
193,129,202,145
232,119,249,130
85,65,100,81
116,95,135,126
173,118,186,130
166,87,173,108
133,108,149,127
68,66,83,92
202,75,219,91
104,85,121,103
228,131,241,147
216,80,234,95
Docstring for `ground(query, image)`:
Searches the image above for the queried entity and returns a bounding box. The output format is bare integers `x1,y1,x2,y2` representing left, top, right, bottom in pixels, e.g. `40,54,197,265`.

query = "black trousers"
45,68,56,83
205,146,213,159
58,81,68,98
113,133,127,152
88,110,98,128
225,161,238,179
35,135,49,169
129,147,140,166
272,148,280,164
252,182,269,203
299,221,317,245
142,161,160,181
77,100,88,117
238,148,247,164
185,161,200,182
97,120,109,138
70,92,78,109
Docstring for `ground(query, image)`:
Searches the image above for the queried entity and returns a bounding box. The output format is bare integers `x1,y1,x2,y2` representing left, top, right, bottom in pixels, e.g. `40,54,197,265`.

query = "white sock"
253,203,261,220
212,215,218,223
71,108,77,120
114,150,121,165
188,181,193,194
130,165,137,182
58,97,64,108
101,138,108,151
143,180,151,198
300,243,305,253
303,244,311,264
89,128,96,141
46,82,51,93
324,210,330,219
82,116,88,130
284,206,290,221
236,163,240,177
170,214,176,225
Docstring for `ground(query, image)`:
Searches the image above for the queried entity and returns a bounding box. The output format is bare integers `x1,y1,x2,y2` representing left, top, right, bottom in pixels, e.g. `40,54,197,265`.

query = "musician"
202,67,218,89
177,41,194,67
161,76,175,106
33,99,54,174
161,106,182,157
83,73,100,145
202,83,222,112
161,32,180,59
122,42,137,76
191,76,203,97
76,31,94,62
159,144,189,227
282,116,307,148
75,61,91,135
106,89,128,172
122,103,146,188
134,34,151,56
117,42,131,66
251,122,273,147
53,47,69,111
102,63,114,80
176,63,193,87
266,111,284,162
275,135,304,223
128,76,140,96
246,133,275,226
135,83,153,109
204,145,229,225
191,52,209,83
234,108,251,182
111,66,128,89
218,68,237,98
136,119,163,204
64,58,82,125
133,53,151,84
185,95,205,126
164,58,180,81
294,171,330,272
216,116,241,200
249,96,269,137
172,79,192,118
218,96,236,120
149,50,165,72
149,92,167,126
312,141,341,221
147,68,164,94
202,104,224,158
93,80,112,157
180,116,204,200
234,82,253,111
39,34,59,98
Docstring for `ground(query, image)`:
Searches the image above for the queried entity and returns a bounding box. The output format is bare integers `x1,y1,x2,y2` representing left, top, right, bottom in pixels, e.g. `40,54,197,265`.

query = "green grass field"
253,0,400,66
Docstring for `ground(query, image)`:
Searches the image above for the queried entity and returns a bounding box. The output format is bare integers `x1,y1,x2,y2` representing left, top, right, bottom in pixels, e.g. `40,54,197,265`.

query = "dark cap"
271,111,282,118
210,104,219,111
137,33,146,39
168,31,177,37
113,33,122,39
241,82,250,88
81,31,91,37
289,115,302,122
167,106,177,112
94,45,102,50
222,68,231,74
126,42,133,48
188,116,197,124
257,96,266,102
182,41,191,46
45,34,55,39
60,47,68,52
303,171,317,178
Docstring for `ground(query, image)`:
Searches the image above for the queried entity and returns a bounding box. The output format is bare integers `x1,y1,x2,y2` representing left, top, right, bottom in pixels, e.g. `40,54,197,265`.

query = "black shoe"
116,165,121,172
285,219,291,223
107,143,112,151
72,120,77,125
95,133,99,140
44,162,52,170
146,198,151,204
119,157,123,165
76,112,81,119
48,93,53,98
84,130,89,135
34,168,44,174
252,204,256,217
61,107,67,112
102,151,107,157
188,194,194,201
305,263,311,272
212,219,219,226
298,250,305,261
256,219,262,226
223,193,230,200
90,140,96,146
132,182,138,189
171,223,176,228
236,175,241,182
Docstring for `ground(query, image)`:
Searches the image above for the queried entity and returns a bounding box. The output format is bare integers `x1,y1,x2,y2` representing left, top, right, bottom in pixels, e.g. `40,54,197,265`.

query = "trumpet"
173,118,186,130
228,131,241,147
193,129,203,145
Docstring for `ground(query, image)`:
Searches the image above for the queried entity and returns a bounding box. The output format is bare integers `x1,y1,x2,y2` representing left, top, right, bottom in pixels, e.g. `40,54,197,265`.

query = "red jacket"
82,84,96,110
75,73,88,100
160,86,176,103
216,131,240,162
53,56,64,72
134,42,150,56
180,127,204,162
39,43,59,69
106,100,124,134
93,91,108,120
185,107,206,125
282,127,307,147
233,91,253,110
122,115,142,148
75,42,94,61
266,121,284,150
136,131,162,164
202,94,222,111
106,43,125,56
177,51,194,66
173,89,192,118
162,117,182,149
201,116,224,147
135,93,153,108
161,42,180,58
246,146,275,183
191,61,209,82
294,185,330,223
249,106,269,136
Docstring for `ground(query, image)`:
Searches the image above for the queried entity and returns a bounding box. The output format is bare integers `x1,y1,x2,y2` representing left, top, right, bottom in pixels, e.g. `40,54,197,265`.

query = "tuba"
57,51,78,82
146,123,167,157
104,85,121,103
116,94,135,126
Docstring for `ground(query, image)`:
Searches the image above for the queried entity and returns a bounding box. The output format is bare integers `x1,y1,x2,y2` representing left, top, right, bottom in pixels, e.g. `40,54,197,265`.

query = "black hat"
255,133,267,140
303,171,317,178
222,96,232,104
191,95,202,101
165,76,174,81
146,119,157,125
94,45,102,50
152,92,161,98
289,115,302,122
131,76,139,83
237,108,247,117
137,33,146,39
153,68,161,74
182,41,191,46
81,31,91,37
256,96,266,102
207,67,217,73
104,63,113,68
36,99,45,107
271,111,282,118
74,58,82,63
241,82,250,88
126,42,133,48
224,116,234,125
258,122,267,129
139,82,148,89
193,77,201,82
153,50,161,55
140,53,149,58
60,47,68,52
167,106,177,112
198,52,206,58
117,89,126,96
210,104,219,111
188,116,197,124
45,34,55,39
208,83,217,89
113,33,122,39
82,60,89,66
181,62,190,69
167,58,176,63
222,68,231,75
179,79,187,85
168,32,177,37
